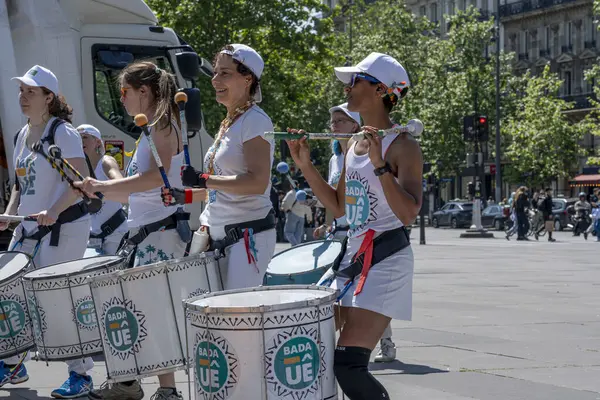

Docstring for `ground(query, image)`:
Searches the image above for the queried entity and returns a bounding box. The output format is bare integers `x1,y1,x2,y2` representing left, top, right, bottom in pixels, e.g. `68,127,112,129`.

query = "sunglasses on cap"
349,73,381,87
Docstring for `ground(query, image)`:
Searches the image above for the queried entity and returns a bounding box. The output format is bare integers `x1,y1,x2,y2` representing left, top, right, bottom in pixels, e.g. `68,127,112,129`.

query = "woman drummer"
0,65,94,398
76,61,187,400
77,124,127,255
161,44,277,290
287,52,422,399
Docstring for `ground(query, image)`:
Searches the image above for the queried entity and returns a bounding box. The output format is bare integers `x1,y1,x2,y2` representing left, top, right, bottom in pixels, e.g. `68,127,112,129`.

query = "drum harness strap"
15,201,89,248
117,211,190,266
332,226,410,299
89,208,127,241
210,209,276,262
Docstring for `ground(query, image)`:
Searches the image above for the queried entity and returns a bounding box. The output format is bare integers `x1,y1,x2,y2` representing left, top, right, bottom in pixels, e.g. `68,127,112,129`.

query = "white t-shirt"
90,157,128,236
200,105,274,228
126,122,184,228
14,118,89,233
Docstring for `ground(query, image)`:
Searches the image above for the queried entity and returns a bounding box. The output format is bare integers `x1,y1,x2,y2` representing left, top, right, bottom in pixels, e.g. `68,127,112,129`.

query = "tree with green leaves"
502,66,587,188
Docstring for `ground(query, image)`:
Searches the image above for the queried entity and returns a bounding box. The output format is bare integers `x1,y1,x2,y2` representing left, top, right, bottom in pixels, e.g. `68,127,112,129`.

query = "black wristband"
373,162,392,177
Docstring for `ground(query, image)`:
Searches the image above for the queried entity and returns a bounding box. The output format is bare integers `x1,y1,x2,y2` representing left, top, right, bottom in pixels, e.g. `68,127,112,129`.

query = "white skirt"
319,235,414,321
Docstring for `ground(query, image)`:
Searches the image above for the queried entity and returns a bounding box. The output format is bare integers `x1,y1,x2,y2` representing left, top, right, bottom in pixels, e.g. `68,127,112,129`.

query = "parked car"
432,202,475,228
481,205,507,230
552,198,577,231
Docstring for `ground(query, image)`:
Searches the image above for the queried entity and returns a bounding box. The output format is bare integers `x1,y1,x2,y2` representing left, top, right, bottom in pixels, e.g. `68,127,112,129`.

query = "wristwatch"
374,162,393,176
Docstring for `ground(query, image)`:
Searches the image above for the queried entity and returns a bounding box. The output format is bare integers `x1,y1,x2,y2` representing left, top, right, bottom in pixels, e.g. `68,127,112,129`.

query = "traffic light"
476,115,489,141
463,115,475,141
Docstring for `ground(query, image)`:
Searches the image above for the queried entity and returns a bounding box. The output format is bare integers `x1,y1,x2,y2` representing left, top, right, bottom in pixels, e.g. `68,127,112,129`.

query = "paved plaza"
1,228,599,399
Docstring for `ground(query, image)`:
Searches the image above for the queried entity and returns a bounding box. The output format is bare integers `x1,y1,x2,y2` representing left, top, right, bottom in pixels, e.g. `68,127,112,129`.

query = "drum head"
0,252,32,283
24,256,122,279
84,248,102,258
266,240,342,275
188,285,337,313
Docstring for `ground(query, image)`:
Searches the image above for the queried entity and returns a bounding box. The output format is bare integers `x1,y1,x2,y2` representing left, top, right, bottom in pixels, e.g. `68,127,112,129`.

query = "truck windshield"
93,45,174,140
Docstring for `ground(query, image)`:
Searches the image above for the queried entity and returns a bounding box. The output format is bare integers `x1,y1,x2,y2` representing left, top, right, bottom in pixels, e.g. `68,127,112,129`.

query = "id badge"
88,238,103,249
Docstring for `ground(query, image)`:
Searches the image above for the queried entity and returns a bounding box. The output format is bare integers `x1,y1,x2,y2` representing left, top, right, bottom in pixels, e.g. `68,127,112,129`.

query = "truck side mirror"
176,52,200,80
199,57,213,78
180,87,203,132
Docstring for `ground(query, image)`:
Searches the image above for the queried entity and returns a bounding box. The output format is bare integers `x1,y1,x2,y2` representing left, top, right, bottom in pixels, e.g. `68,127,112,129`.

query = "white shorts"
320,235,414,321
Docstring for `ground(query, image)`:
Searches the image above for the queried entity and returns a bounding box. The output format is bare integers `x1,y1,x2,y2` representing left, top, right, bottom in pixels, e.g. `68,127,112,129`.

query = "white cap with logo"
334,52,410,99
329,102,361,126
12,65,60,96
77,124,102,141
220,44,264,103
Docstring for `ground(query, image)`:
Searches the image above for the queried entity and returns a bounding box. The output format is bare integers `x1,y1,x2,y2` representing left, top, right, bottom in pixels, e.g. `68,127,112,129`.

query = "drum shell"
0,252,36,359
184,286,338,400
89,252,222,382
22,256,125,361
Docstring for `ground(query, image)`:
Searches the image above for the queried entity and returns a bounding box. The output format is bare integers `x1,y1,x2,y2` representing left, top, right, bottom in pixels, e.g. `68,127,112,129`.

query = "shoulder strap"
41,119,66,146
13,129,21,147
85,154,97,180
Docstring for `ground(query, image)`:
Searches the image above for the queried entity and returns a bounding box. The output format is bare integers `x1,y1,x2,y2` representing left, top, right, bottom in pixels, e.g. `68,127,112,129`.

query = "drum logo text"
102,298,147,359
194,331,239,399
0,299,26,339
274,336,320,391
27,295,47,342
74,297,97,330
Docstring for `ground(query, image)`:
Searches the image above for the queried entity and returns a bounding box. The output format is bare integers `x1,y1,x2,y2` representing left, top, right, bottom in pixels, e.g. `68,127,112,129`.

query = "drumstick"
134,114,171,189
0,215,37,222
267,119,424,140
32,142,92,203
47,145,104,200
174,91,191,166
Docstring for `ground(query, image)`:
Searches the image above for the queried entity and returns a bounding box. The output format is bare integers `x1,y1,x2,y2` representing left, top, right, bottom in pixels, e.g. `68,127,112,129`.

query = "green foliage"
502,66,586,187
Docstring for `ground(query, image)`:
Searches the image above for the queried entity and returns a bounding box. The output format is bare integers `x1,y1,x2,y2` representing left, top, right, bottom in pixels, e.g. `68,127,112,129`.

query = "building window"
563,70,572,96
566,21,573,47
459,0,466,11
448,0,456,15
481,0,488,12
430,3,438,22
420,5,426,17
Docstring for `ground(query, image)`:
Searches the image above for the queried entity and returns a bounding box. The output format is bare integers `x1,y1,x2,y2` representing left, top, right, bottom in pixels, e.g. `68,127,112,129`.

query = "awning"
569,174,600,187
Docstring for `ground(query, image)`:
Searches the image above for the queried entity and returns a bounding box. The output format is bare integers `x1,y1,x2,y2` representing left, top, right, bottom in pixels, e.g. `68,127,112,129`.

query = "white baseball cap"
77,124,102,141
12,65,60,96
220,44,264,103
329,102,361,125
334,52,410,99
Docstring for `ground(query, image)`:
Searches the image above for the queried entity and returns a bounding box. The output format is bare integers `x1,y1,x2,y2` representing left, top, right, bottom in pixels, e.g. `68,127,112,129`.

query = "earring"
96,146,102,155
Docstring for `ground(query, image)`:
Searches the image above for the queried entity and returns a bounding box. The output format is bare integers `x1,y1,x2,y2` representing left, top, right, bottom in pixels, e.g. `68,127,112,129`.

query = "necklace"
206,101,255,175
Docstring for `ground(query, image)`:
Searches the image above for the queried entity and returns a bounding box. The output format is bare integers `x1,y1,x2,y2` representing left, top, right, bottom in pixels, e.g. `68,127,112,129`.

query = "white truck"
0,0,214,249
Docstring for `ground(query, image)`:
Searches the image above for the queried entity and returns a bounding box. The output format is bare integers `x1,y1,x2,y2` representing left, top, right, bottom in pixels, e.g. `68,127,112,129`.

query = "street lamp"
494,0,502,203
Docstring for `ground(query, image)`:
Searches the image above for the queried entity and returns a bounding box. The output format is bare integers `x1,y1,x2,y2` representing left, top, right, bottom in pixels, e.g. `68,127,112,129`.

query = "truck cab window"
93,46,174,140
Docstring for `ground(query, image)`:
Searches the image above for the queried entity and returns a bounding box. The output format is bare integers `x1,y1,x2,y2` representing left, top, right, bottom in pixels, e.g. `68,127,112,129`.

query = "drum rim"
22,255,124,281
0,251,34,284
86,251,215,283
183,284,338,314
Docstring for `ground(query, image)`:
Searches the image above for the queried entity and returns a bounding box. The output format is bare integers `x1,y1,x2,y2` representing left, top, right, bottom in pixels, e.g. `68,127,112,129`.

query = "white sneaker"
374,338,396,363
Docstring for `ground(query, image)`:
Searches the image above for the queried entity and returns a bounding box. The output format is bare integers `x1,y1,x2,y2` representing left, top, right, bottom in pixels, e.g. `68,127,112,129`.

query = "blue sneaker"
51,371,93,399
0,361,29,387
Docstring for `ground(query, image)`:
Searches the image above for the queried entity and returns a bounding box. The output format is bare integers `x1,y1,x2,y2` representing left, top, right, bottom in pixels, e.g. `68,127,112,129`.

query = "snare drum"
88,251,223,382
22,256,125,361
264,240,342,286
184,285,338,400
0,252,36,359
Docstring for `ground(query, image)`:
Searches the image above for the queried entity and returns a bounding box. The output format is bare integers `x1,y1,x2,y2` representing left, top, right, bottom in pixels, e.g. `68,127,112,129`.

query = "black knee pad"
334,346,390,399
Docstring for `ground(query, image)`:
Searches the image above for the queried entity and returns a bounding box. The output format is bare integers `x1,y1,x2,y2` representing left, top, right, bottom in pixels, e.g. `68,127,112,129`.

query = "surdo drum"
88,252,223,382
264,240,342,286
21,256,125,360
183,285,338,400
0,252,36,359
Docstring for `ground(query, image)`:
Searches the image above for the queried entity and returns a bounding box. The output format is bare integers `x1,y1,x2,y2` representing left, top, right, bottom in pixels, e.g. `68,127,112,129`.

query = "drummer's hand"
73,177,104,199
161,187,196,206
286,129,311,168
362,126,385,168
313,224,328,239
0,216,10,231
181,166,209,188
31,210,58,226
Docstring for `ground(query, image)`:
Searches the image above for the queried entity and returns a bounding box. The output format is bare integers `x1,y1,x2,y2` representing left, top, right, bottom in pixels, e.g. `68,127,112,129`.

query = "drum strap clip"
332,226,410,286
211,209,276,259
